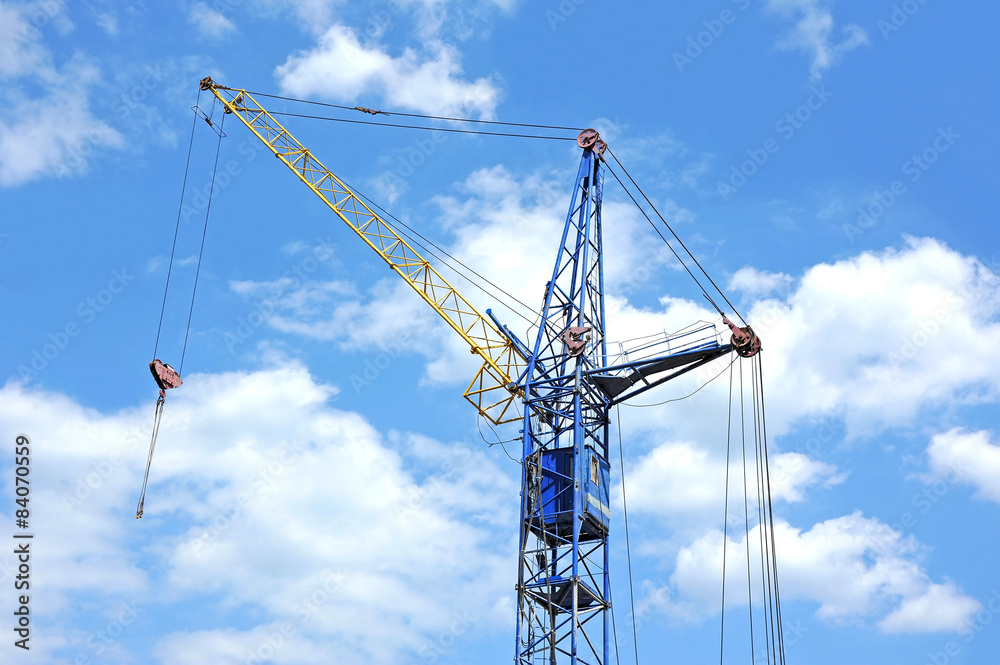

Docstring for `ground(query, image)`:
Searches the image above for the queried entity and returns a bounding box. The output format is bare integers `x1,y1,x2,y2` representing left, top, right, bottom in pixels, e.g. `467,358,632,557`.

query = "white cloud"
0,59,124,186
623,443,840,521
729,266,794,297
0,2,48,77
94,10,118,35
233,274,442,357
623,442,726,518
253,0,341,32
189,2,236,38
658,512,980,633
0,1,124,186
926,428,1000,504
770,451,845,501
752,237,1000,436
766,0,868,79
0,361,518,663
385,0,519,41
275,24,500,118
878,582,983,634
594,123,713,193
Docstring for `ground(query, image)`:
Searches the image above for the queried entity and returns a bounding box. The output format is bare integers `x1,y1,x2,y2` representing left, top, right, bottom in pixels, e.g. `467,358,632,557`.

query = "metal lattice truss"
516,150,612,665
202,80,525,423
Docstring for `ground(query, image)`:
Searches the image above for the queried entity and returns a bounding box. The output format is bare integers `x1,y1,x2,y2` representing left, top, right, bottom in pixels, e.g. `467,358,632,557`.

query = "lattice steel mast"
501,132,752,665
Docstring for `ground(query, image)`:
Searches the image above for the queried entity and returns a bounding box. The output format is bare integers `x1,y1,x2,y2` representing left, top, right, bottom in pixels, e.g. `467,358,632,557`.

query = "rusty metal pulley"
577,128,599,149
722,316,761,358
577,129,607,161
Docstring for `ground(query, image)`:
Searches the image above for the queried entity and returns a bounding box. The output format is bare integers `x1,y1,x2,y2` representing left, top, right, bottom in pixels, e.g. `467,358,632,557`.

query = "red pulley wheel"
577,128,599,149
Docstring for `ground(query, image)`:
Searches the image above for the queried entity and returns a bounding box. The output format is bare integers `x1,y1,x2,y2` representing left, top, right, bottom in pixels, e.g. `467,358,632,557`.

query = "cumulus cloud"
752,237,1000,436
0,0,50,77
766,0,868,79
250,0,341,31
655,512,979,633
275,24,499,118
622,443,841,520
729,266,793,297
878,582,983,634
189,2,236,38
770,451,845,501
0,1,123,186
0,361,518,663
926,428,1000,504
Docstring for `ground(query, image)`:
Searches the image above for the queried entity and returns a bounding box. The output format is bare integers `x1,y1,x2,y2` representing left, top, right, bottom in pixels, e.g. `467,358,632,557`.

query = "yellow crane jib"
198,77,525,424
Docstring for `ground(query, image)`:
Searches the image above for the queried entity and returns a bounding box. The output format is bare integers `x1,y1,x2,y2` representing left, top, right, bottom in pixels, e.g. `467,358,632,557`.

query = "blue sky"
1,0,999,663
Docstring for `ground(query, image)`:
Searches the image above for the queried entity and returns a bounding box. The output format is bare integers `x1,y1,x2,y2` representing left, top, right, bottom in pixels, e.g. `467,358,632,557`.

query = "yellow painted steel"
202,80,524,424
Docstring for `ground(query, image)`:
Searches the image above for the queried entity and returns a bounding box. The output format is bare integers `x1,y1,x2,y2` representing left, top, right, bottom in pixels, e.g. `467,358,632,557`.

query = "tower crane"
178,77,765,664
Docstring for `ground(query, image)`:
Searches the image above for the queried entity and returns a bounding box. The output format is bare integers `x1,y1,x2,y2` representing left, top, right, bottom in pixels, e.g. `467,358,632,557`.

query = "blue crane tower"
493,131,757,664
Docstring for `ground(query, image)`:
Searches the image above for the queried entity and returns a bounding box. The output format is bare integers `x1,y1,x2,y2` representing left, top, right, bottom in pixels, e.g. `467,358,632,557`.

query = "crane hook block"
722,316,762,358
149,359,183,392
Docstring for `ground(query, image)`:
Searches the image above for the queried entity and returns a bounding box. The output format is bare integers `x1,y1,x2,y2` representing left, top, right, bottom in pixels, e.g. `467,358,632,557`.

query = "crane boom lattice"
200,78,524,423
